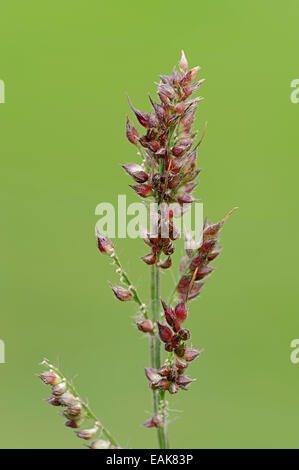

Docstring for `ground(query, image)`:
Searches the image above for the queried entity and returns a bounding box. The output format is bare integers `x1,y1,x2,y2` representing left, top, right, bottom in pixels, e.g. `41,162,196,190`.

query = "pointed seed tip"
223,206,239,223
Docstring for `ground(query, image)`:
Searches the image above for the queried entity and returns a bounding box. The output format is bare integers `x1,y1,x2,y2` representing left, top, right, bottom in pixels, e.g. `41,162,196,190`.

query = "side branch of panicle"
36,359,120,449
175,207,238,302
96,230,150,331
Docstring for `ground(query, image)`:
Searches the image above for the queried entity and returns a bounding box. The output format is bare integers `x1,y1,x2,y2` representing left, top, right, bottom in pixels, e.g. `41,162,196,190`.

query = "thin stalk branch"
150,264,169,449
111,252,148,318
149,154,170,449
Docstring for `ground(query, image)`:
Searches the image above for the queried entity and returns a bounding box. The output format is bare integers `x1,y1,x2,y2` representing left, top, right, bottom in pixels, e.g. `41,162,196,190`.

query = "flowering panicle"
37,51,236,450
123,50,236,434
36,359,120,449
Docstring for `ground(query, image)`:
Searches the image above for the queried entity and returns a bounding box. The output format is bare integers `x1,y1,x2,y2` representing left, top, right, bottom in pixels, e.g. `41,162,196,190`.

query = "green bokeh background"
1,0,299,449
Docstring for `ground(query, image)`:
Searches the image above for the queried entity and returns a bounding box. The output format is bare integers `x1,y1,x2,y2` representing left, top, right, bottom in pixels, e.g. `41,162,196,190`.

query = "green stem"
148,124,178,449
148,148,171,449
150,264,169,449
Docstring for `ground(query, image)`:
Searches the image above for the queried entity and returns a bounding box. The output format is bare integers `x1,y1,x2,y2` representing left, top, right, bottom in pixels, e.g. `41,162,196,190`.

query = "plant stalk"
150,264,169,449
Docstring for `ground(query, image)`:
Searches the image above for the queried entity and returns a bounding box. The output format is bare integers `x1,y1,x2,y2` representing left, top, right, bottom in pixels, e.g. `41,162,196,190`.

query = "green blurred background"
1,0,299,449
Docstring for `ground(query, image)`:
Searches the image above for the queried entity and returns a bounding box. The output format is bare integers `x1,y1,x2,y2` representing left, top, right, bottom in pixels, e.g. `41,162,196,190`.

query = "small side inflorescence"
140,207,237,413
175,208,238,301
37,359,120,449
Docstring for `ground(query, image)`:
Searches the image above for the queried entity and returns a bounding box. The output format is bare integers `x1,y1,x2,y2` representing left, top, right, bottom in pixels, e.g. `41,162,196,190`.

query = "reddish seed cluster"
125,67,204,199
158,299,196,356
144,357,198,396
124,51,206,267
140,211,179,268
159,299,202,362
177,208,237,301
142,296,202,398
